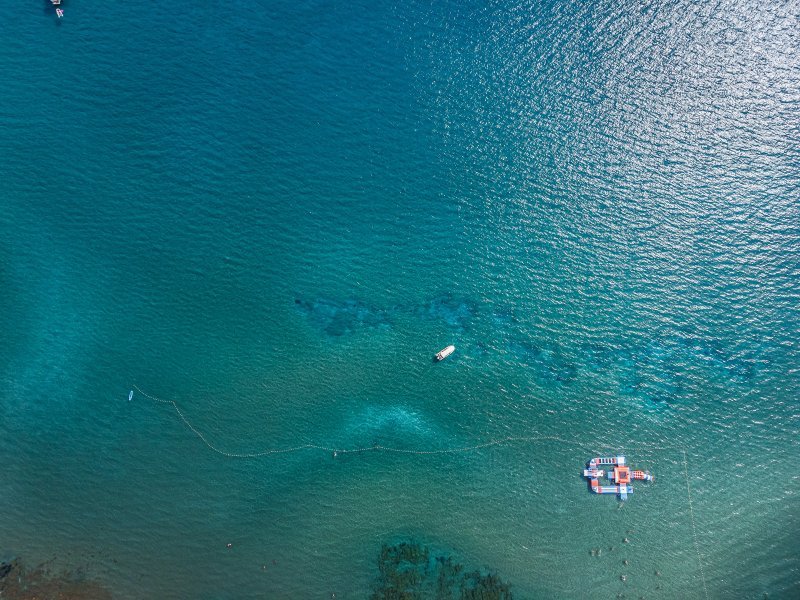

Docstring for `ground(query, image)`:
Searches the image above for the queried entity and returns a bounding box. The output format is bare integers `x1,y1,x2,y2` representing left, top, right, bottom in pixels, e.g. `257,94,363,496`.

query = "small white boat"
435,345,455,361
56,8,64,17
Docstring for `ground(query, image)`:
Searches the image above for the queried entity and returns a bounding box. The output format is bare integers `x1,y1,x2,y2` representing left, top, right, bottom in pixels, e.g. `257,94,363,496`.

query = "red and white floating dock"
583,455,653,500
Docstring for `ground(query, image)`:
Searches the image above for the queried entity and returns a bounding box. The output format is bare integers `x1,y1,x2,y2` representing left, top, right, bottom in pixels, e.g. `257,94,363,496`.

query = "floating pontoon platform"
583,455,653,500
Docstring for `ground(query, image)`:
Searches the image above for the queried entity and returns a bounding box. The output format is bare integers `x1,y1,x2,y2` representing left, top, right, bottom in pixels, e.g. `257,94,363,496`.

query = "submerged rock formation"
0,558,111,600
370,540,512,600
294,297,393,337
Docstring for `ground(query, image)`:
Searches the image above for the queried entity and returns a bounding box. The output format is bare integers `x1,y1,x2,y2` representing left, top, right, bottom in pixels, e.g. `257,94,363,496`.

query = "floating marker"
128,390,134,401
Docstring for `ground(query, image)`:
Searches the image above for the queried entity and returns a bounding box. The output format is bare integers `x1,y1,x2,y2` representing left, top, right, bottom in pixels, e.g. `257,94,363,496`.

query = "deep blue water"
1,0,798,598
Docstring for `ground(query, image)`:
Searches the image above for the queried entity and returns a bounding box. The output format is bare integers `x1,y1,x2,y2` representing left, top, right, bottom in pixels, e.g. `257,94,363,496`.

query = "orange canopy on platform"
613,466,631,484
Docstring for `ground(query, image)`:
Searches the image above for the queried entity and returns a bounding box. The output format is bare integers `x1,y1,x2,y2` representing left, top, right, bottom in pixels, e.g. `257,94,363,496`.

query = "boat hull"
435,345,455,361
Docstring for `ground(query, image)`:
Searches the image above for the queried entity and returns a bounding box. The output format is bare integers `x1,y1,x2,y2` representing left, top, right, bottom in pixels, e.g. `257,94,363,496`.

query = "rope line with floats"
130,384,710,596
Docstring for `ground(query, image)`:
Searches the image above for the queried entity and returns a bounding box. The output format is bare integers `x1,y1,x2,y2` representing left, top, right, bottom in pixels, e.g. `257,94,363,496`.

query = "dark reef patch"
371,540,513,600
607,342,687,411
413,294,477,332
294,297,393,337
294,293,485,337
581,342,616,373
490,307,516,327
675,331,761,384
0,558,111,600
293,294,767,401
508,341,577,387
593,330,767,411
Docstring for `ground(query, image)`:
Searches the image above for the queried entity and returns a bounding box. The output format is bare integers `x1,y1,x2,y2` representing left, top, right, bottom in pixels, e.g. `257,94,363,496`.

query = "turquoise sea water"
1,0,798,597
